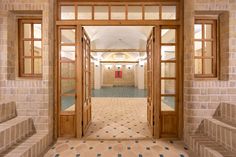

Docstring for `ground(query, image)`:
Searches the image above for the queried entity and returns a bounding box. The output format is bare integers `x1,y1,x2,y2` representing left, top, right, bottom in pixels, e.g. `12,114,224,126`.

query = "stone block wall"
0,0,54,143
184,0,236,144
102,64,135,86
0,102,16,123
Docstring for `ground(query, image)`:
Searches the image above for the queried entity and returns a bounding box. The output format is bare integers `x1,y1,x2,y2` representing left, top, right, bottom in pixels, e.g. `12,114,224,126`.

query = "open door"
81,27,92,135
146,27,155,136
147,27,161,138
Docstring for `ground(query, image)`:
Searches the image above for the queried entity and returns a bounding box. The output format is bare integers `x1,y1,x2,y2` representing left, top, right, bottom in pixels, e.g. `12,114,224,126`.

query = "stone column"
184,0,195,144
137,63,144,89
94,63,101,89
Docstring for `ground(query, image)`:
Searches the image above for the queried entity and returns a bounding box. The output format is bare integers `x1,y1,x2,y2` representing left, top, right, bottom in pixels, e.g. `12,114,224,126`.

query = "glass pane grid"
160,27,177,111
59,4,178,21
194,20,216,76
20,20,42,76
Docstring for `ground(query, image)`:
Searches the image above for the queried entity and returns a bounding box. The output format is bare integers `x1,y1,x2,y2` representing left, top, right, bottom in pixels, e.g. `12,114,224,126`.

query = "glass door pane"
59,28,76,112
161,28,177,112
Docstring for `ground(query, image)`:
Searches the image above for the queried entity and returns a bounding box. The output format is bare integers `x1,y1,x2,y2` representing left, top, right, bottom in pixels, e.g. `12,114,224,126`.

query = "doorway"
82,26,153,139
56,1,182,139
57,25,180,139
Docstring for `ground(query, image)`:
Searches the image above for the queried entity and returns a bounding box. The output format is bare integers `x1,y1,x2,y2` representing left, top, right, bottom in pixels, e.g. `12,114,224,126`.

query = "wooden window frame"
194,17,218,79
58,2,179,21
18,19,42,78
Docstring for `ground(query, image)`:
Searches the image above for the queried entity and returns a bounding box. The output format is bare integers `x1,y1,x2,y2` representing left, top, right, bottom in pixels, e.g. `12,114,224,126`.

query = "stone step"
0,102,16,123
214,103,236,126
0,131,49,157
189,134,236,157
202,118,236,152
0,117,35,154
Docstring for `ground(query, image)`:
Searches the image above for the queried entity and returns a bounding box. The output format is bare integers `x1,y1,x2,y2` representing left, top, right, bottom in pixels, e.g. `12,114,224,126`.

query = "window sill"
15,76,43,81
194,75,219,81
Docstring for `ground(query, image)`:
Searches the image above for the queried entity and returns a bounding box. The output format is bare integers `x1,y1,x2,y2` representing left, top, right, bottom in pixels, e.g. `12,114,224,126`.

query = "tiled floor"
44,97,196,157
84,97,151,139
44,139,196,157
92,87,147,97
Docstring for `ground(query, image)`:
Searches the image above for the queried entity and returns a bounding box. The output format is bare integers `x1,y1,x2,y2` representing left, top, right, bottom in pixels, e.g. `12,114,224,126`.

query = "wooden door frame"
54,0,184,139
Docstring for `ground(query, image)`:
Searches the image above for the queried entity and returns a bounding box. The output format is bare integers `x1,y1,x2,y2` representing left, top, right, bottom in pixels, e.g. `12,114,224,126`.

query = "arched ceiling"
84,26,152,61
84,26,153,49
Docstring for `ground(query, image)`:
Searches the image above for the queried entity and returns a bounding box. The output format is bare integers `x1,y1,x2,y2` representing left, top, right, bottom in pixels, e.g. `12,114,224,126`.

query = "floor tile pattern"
44,139,196,157
84,98,152,139
92,87,147,97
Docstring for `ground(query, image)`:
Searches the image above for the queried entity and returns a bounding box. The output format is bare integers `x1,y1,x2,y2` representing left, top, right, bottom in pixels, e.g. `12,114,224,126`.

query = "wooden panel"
82,27,92,135
160,114,177,137
60,115,75,137
146,27,155,135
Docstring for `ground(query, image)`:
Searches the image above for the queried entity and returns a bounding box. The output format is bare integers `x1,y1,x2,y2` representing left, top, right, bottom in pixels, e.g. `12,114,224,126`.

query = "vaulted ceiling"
84,26,153,61
84,26,153,49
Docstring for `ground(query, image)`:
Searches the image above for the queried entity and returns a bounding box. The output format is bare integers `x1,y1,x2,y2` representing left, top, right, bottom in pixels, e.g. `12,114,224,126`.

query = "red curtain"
115,71,122,78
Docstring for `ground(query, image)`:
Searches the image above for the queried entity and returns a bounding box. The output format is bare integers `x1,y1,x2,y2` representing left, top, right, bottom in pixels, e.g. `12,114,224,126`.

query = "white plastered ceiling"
84,26,153,61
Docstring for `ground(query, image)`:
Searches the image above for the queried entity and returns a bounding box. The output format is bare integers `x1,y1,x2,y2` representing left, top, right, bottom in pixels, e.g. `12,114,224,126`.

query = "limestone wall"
184,0,236,143
0,0,55,143
102,64,135,87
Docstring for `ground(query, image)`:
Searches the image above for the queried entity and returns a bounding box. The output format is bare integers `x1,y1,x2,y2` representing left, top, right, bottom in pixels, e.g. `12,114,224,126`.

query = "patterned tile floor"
44,139,196,157
92,87,147,97
44,97,196,157
84,97,151,139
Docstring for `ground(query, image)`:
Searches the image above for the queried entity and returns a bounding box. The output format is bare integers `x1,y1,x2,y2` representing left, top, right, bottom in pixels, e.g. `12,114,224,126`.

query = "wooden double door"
57,25,180,138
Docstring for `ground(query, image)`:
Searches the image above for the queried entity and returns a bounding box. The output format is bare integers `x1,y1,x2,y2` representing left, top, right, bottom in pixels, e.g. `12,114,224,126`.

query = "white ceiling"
84,26,153,50
84,26,152,61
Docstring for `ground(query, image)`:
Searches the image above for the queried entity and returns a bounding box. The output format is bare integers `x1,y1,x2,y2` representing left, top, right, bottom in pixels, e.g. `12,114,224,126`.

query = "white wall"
94,63,101,89
137,64,144,89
